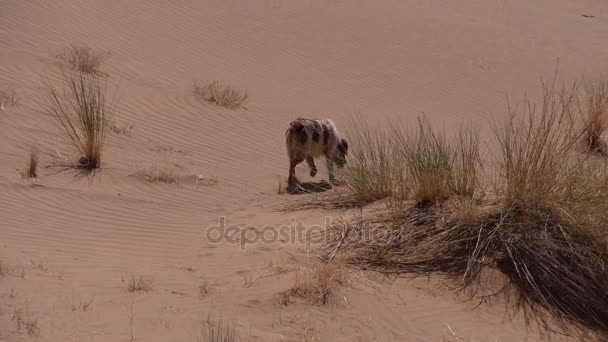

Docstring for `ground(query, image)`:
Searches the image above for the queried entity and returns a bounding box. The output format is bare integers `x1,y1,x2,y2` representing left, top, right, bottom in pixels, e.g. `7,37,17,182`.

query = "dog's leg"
306,156,317,177
326,157,336,184
288,157,304,186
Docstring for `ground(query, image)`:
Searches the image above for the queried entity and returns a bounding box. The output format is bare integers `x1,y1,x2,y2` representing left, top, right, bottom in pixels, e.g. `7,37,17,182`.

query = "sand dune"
2,0,608,340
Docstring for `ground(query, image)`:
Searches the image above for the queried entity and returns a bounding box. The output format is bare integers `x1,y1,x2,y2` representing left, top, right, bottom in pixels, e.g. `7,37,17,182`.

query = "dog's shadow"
287,181,333,195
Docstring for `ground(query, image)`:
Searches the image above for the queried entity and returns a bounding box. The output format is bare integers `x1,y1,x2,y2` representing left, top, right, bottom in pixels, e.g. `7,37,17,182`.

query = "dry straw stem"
55,45,110,76
193,81,248,109
46,71,112,170
200,314,240,342
0,87,18,110
324,78,608,340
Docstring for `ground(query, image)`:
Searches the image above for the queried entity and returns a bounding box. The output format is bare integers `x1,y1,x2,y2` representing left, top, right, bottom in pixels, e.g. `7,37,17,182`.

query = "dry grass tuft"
341,117,408,204
321,77,608,339
200,314,240,342
136,167,177,184
0,87,18,110
193,81,248,109
581,79,608,155
281,262,349,305
54,45,110,76
126,275,153,293
46,71,112,170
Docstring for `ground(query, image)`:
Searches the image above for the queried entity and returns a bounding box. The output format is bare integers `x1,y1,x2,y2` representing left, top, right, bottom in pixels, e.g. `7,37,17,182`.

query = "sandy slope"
1,0,608,341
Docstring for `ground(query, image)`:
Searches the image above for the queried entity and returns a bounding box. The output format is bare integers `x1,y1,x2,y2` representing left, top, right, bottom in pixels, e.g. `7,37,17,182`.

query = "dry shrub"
581,79,608,155
0,88,18,110
136,167,177,184
324,78,608,339
200,314,240,342
46,72,111,169
282,262,349,305
193,81,248,109
126,275,153,293
55,45,109,75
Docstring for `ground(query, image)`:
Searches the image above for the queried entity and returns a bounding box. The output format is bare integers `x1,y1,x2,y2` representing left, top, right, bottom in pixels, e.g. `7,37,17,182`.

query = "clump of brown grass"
323,78,608,340
281,262,349,305
0,87,18,110
46,71,111,169
394,116,453,206
193,81,248,109
126,275,153,293
581,79,608,155
200,314,240,342
55,45,110,76
136,167,177,184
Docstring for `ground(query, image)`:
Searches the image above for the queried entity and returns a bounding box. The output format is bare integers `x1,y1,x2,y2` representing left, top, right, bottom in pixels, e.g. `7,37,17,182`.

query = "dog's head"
335,138,349,168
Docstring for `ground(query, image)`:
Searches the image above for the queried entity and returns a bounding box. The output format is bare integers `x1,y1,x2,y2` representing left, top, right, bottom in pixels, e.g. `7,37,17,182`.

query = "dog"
285,118,348,187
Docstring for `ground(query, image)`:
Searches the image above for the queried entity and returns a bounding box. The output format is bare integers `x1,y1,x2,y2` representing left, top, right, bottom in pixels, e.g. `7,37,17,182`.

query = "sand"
1,0,607,341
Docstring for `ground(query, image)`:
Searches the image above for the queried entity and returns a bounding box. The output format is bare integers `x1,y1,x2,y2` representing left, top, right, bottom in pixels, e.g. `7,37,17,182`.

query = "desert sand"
1,0,608,341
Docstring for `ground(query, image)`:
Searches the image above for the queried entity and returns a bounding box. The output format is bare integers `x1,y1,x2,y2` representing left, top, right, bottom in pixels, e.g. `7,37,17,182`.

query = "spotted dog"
285,118,348,187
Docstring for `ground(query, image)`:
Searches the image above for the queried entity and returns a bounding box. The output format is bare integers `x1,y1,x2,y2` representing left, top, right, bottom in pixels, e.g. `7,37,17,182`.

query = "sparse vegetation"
193,81,248,109
0,87,18,110
12,307,40,337
126,275,153,293
54,45,110,75
46,71,112,169
136,166,177,184
281,262,349,305
200,314,240,342
318,76,608,340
